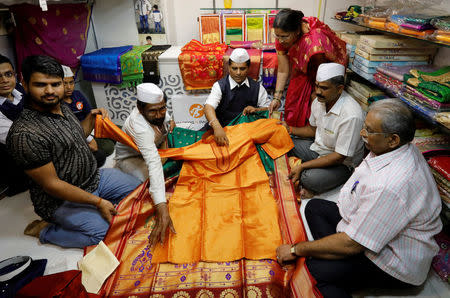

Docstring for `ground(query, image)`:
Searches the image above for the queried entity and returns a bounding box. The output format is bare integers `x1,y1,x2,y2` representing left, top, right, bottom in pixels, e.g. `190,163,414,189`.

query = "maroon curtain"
11,3,91,74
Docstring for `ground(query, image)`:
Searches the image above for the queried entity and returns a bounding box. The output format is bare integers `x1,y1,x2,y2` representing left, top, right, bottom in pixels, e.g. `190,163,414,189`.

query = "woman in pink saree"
269,10,348,127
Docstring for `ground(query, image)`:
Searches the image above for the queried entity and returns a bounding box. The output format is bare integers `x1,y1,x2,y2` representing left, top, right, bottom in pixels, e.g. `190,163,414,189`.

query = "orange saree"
151,119,293,263
93,116,321,297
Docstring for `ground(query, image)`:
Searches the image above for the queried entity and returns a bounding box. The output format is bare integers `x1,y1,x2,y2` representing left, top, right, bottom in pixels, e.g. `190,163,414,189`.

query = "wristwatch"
290,244,296,256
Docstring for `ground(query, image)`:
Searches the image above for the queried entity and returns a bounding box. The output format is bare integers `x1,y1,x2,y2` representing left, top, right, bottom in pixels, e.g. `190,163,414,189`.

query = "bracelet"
274,90,283,95
209,118,218,126
95,197,102,208
272,98,281,102
288,125,292,134
290,244,297,256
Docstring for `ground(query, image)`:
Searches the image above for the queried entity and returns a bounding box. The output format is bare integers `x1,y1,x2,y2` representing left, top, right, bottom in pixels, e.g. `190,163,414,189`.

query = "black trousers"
0,143,29,196
304,199,412,298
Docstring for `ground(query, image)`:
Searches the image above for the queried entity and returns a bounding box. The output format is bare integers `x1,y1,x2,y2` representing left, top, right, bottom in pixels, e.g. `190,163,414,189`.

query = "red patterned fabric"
178,40,228,90
428,156,450,181
276,17,347,127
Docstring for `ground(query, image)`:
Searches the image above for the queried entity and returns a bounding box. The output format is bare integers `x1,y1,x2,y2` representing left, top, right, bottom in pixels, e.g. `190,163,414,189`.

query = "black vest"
0,84,25,121
216,75,260,126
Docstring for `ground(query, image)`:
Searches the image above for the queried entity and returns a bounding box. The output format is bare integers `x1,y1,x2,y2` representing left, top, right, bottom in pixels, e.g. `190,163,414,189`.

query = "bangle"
95,197,102,208
209,118,218,126
290,244,297,256
274,90,283,95
272,98,281,102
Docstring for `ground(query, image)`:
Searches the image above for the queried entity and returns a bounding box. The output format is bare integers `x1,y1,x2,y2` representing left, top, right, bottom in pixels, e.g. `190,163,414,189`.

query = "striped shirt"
337,144,442,285
6,103,99,221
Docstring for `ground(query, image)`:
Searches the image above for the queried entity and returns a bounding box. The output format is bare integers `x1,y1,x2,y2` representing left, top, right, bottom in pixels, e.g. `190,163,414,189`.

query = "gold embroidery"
28,17,36,25
195,290,214,298
71,48,77,54
42,18,47,26
220,289,239,298
62,27,68,35
56,9,60,16
247,286,262,298
35,37,42,45
80,34,85,41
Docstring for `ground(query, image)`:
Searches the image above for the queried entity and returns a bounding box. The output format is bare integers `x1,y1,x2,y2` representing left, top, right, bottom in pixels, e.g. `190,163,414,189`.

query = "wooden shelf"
332,18,450,48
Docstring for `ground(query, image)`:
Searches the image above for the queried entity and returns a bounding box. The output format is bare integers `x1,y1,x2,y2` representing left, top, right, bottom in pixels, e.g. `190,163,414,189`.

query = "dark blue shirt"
64,90,92,121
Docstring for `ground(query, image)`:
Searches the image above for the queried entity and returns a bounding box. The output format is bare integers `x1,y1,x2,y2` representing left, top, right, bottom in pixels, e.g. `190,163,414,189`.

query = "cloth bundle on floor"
81,46,132,84
178,40,228,90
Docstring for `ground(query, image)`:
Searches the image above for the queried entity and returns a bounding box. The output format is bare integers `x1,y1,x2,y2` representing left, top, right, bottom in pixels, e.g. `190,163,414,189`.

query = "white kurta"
115,107,168,205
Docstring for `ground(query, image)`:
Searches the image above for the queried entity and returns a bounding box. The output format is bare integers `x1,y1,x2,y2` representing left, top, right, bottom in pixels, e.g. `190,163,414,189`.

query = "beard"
148,117,165,127
32,95,63,108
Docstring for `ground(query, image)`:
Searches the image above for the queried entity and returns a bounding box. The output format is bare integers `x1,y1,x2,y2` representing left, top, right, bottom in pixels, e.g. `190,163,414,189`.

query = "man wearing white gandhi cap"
280,62,364,198
115,83,176,246
204,48,270,146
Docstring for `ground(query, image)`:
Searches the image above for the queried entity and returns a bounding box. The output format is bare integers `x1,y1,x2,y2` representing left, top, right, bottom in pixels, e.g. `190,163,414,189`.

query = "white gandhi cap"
136,83,164,104
316,63,345,82
62,65,74,78
229,48,250,63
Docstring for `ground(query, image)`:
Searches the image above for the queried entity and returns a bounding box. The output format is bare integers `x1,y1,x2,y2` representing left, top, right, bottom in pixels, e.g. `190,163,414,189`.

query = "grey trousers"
291,138,352,194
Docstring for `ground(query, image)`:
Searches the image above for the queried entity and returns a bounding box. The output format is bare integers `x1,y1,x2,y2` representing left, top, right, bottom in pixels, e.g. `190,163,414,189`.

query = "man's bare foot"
24,220,49,238
300,188,315,199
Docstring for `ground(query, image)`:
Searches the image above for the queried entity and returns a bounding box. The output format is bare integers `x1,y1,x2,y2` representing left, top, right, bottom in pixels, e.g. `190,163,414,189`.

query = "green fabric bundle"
118,45,152,88
163,111,273,178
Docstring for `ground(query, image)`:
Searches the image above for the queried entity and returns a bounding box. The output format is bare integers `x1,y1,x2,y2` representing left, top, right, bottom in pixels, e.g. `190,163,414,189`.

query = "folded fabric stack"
390,14,438,38
375,64,437,96
404,66,450,122
345,79,386,111
178,40,228,90
431,16,450,44
142,45,171,84
117,45,152,88
81,46,133,84
351,35,433,84
427,155,450,204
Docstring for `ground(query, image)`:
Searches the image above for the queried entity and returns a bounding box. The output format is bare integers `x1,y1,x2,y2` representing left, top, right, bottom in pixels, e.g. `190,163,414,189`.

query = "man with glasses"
281,63,364,198
115,83,175,246
276,98,442,297
0,54,29,198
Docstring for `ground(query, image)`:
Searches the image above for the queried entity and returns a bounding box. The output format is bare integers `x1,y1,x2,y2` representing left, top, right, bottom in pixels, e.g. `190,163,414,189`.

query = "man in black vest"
204,48,270,146
0,54,28,198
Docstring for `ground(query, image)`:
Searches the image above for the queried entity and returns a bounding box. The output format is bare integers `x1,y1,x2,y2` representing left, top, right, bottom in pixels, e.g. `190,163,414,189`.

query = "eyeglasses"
0,71,15,79
361,125,391,137
273,33,293,41
147,106,167,115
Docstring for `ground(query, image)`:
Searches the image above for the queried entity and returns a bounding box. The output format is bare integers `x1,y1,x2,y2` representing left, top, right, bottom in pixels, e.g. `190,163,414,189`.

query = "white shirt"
309,91,364,168
0,89,23,144
204,76,270,109
151,10,163,22
337,144,442,285
135,0,151,15
115,107,168,205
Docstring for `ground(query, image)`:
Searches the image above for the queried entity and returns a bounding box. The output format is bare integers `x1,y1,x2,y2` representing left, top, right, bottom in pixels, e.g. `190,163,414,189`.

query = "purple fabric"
405,85,450,109
400,22,434,31
376,65,437,82
11,3,91,73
